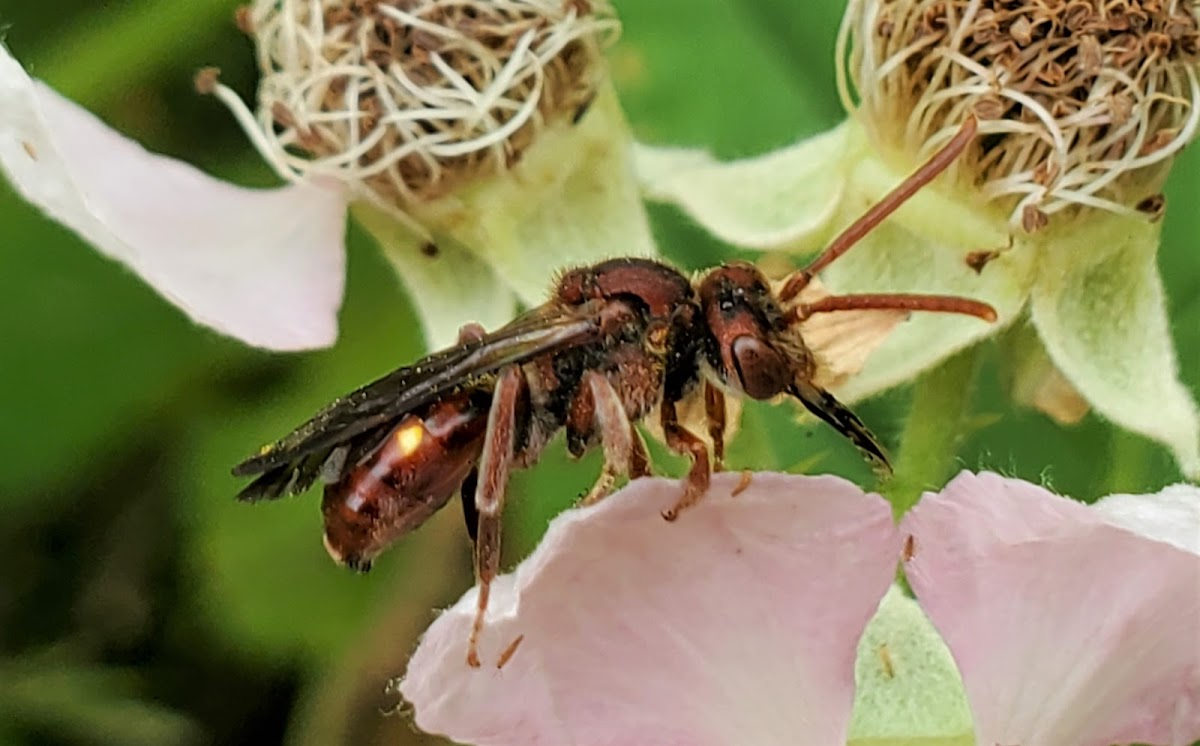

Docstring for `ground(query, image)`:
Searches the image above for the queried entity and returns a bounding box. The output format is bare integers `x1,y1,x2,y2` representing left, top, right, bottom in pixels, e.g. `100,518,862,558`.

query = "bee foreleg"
704,382,727,471
579,372,648,506
660,398,711,522
467,365,523,669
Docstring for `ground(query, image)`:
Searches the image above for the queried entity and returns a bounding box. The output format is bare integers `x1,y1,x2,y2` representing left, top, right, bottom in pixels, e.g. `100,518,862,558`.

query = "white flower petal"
0,46,347,351
636,121,852,250
1093,483,1200,555
352,204,517,349
401,472,901,746
1030,216,1200,477
904,472,1200,746
415,84,657,308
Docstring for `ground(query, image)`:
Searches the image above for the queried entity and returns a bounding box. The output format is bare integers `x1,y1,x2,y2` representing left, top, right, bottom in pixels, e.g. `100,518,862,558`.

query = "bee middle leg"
704,382,727,471
660,398,711,522
578,371,651,507
466,364,523,668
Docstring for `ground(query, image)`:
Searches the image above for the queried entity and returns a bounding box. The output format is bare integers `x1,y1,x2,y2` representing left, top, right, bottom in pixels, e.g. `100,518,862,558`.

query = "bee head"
698,264,800,401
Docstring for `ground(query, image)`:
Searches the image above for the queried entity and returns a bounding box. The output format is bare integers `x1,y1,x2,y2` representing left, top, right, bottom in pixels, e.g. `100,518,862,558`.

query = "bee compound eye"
731,335,791,400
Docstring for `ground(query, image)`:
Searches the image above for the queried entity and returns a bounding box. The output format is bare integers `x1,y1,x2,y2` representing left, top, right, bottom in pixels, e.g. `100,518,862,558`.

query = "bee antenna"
780,115,978,303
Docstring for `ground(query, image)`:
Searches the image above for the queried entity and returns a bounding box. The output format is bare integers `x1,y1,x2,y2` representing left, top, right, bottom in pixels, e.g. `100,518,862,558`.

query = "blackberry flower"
638,0,1200,476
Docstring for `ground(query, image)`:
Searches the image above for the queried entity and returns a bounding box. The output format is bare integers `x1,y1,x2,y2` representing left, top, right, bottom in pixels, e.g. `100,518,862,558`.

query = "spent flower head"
1,0,653,351
843,0,1200,230
213,0,618,215
637,0,1200,476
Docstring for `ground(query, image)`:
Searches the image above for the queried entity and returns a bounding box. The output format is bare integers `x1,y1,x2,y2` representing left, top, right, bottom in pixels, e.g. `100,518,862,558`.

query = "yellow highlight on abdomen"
395,421,426,457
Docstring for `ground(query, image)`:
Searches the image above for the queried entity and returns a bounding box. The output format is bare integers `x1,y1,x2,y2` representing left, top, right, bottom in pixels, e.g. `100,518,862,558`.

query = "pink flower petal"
903,471,1200,746
401,472,900,746
0,46,347,351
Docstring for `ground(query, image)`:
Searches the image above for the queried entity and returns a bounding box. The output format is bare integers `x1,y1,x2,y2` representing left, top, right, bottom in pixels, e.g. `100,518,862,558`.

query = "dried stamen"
207,0,619,210
839,0,1200,229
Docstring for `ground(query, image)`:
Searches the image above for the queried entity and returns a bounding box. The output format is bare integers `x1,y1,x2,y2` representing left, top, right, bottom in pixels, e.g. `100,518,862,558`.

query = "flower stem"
1101,428,1155,498
883,345,982,518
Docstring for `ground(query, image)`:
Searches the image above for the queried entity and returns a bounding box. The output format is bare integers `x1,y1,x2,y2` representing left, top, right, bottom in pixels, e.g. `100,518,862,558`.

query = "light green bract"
849,587,973,746
355,83,656,346
636,0,1200,477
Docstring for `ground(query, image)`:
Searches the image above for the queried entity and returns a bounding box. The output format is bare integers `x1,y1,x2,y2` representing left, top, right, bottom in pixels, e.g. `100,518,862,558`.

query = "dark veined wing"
231,307,602,501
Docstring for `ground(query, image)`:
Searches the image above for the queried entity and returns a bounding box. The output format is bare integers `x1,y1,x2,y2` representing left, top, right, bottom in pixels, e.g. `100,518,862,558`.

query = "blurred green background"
0,1,1196,745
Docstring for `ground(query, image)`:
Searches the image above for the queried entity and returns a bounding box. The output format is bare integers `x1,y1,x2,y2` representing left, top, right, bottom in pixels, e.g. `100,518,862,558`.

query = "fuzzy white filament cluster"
839,0,1200,230
209,0,617,215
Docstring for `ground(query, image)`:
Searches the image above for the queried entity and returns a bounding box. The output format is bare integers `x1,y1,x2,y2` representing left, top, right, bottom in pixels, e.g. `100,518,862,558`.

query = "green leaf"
0,189,216,512
0,660,201,746
615,0,839,152
1030,215,1200,478
182,233,462,662
19,0,238,107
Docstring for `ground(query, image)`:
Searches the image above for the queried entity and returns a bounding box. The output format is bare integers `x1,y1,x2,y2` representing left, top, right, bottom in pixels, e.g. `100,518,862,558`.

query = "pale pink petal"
401,472,900,746
903,471,1200,746
0,45,346,351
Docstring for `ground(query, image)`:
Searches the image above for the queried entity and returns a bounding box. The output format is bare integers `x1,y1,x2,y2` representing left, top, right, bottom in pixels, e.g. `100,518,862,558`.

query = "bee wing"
231,308,601,499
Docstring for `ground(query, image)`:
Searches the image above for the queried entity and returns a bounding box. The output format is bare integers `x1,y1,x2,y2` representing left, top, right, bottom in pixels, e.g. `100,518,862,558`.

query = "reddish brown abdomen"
322,390,489,570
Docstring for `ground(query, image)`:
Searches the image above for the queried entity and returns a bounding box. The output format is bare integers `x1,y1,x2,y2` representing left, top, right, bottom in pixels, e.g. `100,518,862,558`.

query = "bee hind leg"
704,382,727,472
466,365,523,668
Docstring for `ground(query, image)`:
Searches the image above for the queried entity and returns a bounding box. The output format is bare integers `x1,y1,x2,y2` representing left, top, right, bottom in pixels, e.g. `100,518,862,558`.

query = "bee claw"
731,470,753,496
